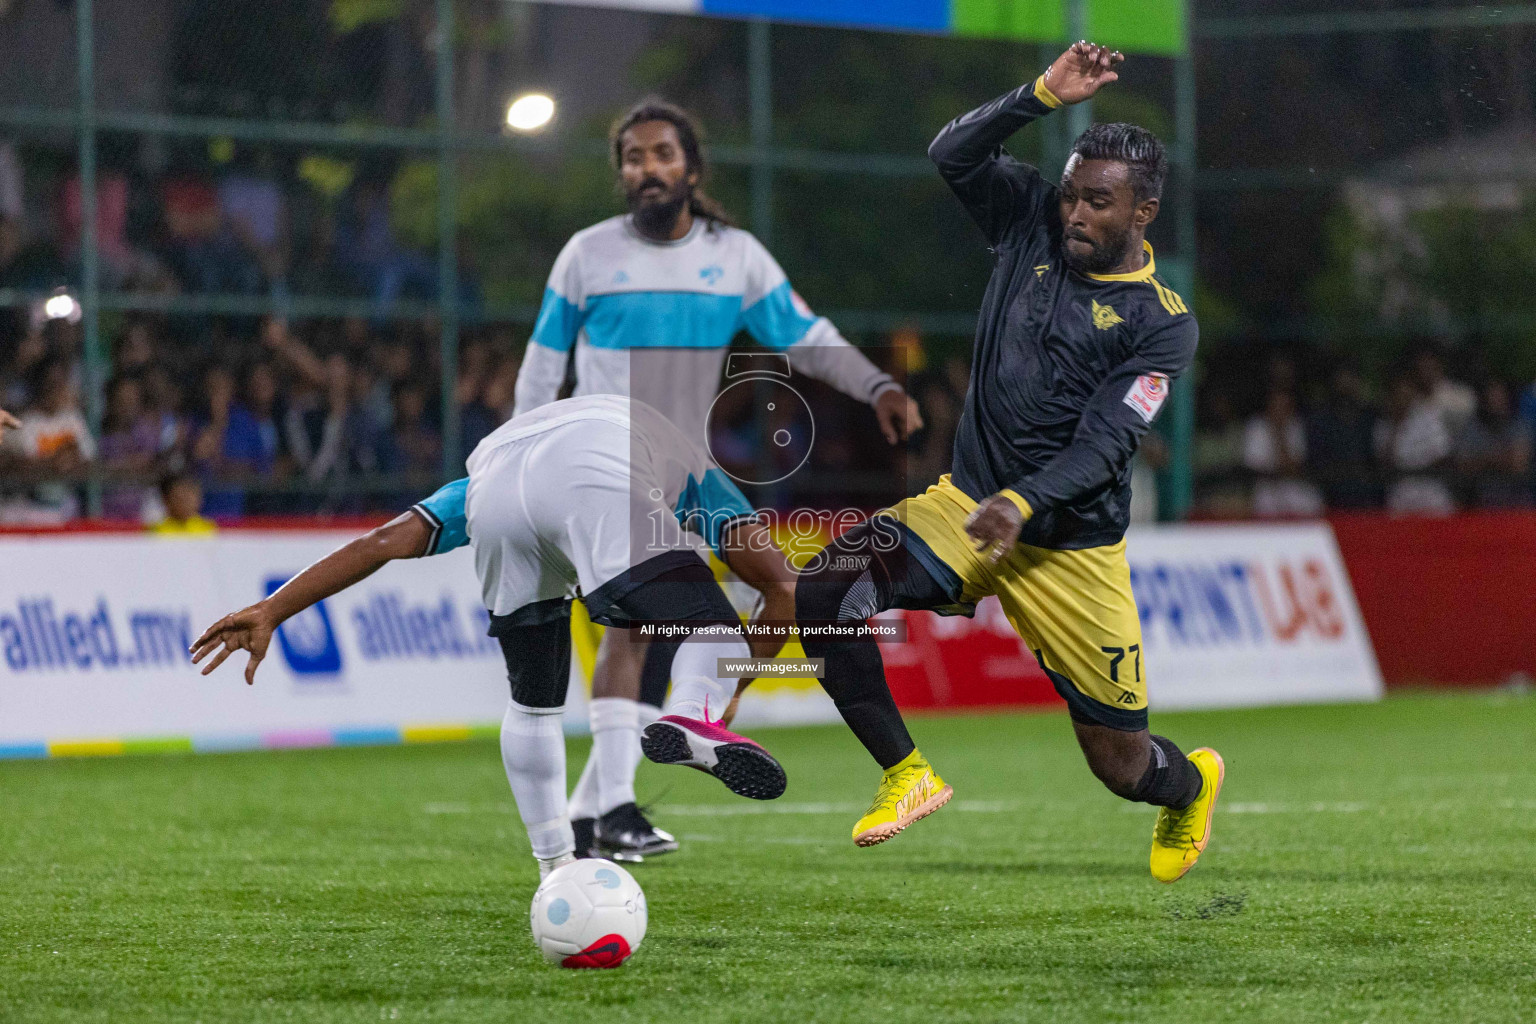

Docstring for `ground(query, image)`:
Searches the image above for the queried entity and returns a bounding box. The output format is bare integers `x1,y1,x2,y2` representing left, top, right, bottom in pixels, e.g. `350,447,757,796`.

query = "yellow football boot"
1150,747,1225,883
852,750,953,847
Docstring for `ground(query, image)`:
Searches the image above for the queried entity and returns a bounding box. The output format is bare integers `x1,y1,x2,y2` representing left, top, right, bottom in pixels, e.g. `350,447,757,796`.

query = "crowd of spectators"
3,318,1534,525
0,126,1530,525
11,306,1527,526
0,139,473,312
0,311,526,524
1195,347,1534,517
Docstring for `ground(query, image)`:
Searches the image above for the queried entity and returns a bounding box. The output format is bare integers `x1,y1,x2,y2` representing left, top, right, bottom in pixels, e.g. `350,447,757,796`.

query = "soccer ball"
529,858,647,968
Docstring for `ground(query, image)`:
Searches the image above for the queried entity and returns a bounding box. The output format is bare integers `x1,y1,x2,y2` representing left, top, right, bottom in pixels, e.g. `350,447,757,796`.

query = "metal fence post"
1163,21,1198,521
748,18,773,247
436,0,461,480
1065,0,1091,143
76,0,103,518
748,18,777,486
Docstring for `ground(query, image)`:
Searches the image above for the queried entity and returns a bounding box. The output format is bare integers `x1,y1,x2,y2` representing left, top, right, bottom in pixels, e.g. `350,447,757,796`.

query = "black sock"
1131,735,1204,809
796,525,919,771
571,815,596,854
638,637,671,709
808,636,915,770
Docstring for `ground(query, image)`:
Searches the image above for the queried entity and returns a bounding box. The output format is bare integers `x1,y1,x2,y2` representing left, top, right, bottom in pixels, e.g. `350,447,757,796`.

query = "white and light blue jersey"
513,215,897,448
412,449,757,559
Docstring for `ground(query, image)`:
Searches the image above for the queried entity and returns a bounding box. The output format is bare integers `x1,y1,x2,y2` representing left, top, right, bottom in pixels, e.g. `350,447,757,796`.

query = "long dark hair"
610,98,733,229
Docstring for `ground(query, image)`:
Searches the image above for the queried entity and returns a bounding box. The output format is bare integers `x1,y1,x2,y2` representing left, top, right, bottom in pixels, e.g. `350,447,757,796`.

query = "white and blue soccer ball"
529,858,647,968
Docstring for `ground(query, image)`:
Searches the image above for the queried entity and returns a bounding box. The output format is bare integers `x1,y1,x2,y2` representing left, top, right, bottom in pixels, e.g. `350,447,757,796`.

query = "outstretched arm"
189,511,432,683
929,41,1123,246
785,338,923,445
738,234,923,444
721,520,797,660
0,408,18,442
709,520,799,727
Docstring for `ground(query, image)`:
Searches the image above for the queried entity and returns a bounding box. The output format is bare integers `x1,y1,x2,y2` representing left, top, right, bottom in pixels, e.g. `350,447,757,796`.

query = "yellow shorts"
886,475,1148,731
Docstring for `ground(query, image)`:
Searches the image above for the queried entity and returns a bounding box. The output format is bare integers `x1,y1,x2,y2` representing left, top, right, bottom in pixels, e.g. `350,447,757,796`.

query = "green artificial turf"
2,691,1534,1023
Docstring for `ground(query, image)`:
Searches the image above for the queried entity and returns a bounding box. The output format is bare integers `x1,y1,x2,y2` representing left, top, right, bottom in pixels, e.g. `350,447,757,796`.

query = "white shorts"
464,414,705,623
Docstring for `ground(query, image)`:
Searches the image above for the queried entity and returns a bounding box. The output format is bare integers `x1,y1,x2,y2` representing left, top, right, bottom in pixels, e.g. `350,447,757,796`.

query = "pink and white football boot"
641,713,787,800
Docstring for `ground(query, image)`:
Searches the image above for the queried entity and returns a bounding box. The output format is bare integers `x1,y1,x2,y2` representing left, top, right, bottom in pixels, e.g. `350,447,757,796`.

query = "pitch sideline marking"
424,799,1386,817
421,799,1026,817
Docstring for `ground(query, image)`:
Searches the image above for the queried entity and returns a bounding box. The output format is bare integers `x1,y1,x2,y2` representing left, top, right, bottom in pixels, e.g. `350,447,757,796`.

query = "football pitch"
2,691,1532,1023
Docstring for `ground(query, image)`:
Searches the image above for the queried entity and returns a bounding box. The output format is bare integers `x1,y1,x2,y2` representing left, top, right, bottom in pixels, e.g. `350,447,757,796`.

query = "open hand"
1043,41,1124,105
964,494,1026,564
189,602,279,685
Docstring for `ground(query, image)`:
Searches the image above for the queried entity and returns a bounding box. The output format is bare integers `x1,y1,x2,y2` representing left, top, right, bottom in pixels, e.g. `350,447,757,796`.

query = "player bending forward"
192,395,791,878
795,43,1224,883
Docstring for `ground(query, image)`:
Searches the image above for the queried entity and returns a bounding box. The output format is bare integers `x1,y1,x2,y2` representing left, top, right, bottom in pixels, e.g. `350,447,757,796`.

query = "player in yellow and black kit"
796,42,1224,882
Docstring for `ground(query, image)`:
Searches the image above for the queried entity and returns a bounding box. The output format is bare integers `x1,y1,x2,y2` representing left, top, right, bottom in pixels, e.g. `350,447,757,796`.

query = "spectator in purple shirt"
99,374,162,519
190,365,281,518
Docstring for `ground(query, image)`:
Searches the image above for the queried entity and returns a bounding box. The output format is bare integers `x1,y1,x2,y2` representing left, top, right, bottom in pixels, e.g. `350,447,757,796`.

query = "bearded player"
514,99,921,862
795,43,1224,883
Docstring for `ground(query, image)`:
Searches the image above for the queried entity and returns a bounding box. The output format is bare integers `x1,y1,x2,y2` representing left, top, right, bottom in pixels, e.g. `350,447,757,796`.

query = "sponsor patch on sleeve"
1122,373,1170,424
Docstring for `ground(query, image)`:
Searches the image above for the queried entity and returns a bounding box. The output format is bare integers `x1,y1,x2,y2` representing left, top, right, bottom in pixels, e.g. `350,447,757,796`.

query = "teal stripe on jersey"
675,467,757,556
582,290,743,350
530,288,584,352
415,478,469,555
741,280,818,350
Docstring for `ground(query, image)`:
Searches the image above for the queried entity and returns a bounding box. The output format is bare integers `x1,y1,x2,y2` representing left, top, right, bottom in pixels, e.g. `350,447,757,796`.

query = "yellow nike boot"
1150,747,1225,883
852,750,953,847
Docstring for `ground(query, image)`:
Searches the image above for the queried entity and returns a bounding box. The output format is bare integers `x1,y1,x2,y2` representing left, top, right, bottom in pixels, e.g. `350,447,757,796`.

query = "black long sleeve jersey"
930,77,1198,550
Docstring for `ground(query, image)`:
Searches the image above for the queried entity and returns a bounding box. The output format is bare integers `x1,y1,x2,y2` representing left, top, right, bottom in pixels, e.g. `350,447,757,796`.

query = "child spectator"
149,472,216,535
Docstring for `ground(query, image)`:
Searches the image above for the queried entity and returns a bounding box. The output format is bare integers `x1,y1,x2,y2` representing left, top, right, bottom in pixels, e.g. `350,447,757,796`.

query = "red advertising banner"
1330,511,1536,687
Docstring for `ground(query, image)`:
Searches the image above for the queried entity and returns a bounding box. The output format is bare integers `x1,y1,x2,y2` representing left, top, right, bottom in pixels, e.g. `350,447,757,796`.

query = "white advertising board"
0,533,534,753
0,521,1380,756
1126,522,1383,709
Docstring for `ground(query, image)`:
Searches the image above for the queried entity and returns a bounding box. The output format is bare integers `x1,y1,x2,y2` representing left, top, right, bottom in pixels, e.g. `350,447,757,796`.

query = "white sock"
568,746,601,822
538,852,576,880
664,626,750,722
500,699,574,862
638,701,662,730
589,697,642,816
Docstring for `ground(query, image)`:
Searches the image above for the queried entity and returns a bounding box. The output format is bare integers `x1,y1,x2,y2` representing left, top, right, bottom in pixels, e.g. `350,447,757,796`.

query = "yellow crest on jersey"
1092,300,1124,330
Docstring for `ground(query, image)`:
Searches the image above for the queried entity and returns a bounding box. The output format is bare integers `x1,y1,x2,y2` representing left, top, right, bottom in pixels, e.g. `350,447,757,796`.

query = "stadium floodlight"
506,93,556,133
42,290,81,323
